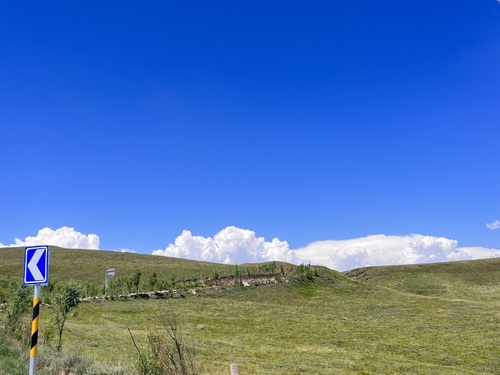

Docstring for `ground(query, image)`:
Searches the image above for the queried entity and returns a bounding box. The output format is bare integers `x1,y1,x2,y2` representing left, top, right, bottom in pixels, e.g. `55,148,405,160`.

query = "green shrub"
50,283,82,351
4,285,31,342
294,264,316,281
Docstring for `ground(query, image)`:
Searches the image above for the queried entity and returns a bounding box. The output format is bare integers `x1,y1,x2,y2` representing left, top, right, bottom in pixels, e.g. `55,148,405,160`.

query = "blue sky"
1,1,499,270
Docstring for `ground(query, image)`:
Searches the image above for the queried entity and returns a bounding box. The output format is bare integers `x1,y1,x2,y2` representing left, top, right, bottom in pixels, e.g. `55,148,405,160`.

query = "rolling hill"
0,246,243,285
344,257,500,301
0,247,499,374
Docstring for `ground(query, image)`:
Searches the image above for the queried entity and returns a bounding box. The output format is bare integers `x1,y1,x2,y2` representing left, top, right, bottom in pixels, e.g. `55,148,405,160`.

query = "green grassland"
344,258,500,301
1,247,499,374
0,246,262,285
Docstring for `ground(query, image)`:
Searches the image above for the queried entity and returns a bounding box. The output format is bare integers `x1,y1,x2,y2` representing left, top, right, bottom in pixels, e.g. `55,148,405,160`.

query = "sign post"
105,267,115,295
29,284,41,375
23,245,50,375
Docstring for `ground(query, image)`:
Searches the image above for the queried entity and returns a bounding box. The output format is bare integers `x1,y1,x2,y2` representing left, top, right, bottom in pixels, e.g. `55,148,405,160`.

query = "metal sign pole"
23,245,49,375
105,268,115,296
29,284,41,375
105,270,108,295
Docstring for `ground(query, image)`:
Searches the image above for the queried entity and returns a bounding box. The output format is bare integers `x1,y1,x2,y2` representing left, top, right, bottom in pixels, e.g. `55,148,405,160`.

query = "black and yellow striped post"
29,284,41,375
23,246,49,375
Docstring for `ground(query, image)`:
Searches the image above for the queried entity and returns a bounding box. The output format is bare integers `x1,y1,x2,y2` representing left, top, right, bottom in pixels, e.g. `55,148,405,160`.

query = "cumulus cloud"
486,220,500,230
293,234,500,271
4,226,499,272
154,228,499,271
455,246,500,259
153,226,296,264
0,227,100,249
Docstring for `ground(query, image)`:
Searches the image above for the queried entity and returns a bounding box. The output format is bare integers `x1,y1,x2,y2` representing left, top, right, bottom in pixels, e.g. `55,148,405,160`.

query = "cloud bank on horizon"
0,226,100,250
1,226,499,271
152,226,500,271
293,235,500,271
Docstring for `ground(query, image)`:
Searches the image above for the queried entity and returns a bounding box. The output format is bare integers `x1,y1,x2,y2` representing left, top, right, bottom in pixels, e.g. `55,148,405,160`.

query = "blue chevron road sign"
23,246,50,286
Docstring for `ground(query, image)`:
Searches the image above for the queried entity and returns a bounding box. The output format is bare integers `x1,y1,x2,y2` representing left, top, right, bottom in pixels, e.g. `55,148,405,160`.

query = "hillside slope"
0,246,293,287
1,248,499,374
344,257,500,302
65,270,498,374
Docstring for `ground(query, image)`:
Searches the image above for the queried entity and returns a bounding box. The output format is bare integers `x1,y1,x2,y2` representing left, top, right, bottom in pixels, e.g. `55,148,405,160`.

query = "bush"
0,278,17,305
130,311,197,375
4,285,31,343
294,264,317,281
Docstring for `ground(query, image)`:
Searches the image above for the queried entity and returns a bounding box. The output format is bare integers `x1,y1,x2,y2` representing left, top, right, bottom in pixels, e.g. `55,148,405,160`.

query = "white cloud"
153,226,296,264
293,234,500,271
153,228,500,271
455,246,500,259
0,226,100,249
486,220,500,230
3,226,499,272
119,248,136,253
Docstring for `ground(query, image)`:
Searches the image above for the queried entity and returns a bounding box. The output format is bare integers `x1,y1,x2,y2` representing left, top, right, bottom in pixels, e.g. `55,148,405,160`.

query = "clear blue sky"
1,1,499,257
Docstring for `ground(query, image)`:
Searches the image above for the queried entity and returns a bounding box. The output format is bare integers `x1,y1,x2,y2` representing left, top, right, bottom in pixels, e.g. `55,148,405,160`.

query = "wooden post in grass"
230,363,239,375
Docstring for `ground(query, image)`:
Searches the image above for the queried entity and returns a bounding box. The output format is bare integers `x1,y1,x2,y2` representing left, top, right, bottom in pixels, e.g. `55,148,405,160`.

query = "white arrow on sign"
27,249,45,281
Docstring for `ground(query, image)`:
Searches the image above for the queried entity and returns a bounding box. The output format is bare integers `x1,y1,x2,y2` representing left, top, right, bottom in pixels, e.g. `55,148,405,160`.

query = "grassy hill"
1,247,499,374
344,258,500,301
0,246,264,284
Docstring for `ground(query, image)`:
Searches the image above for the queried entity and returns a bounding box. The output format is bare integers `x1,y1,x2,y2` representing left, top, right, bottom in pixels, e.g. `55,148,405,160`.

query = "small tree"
0,278,16,305
52,284,81,351
131,269,142,293
149,272,158,291
234,264,241,285
170,274,177,289
4,285,31,342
